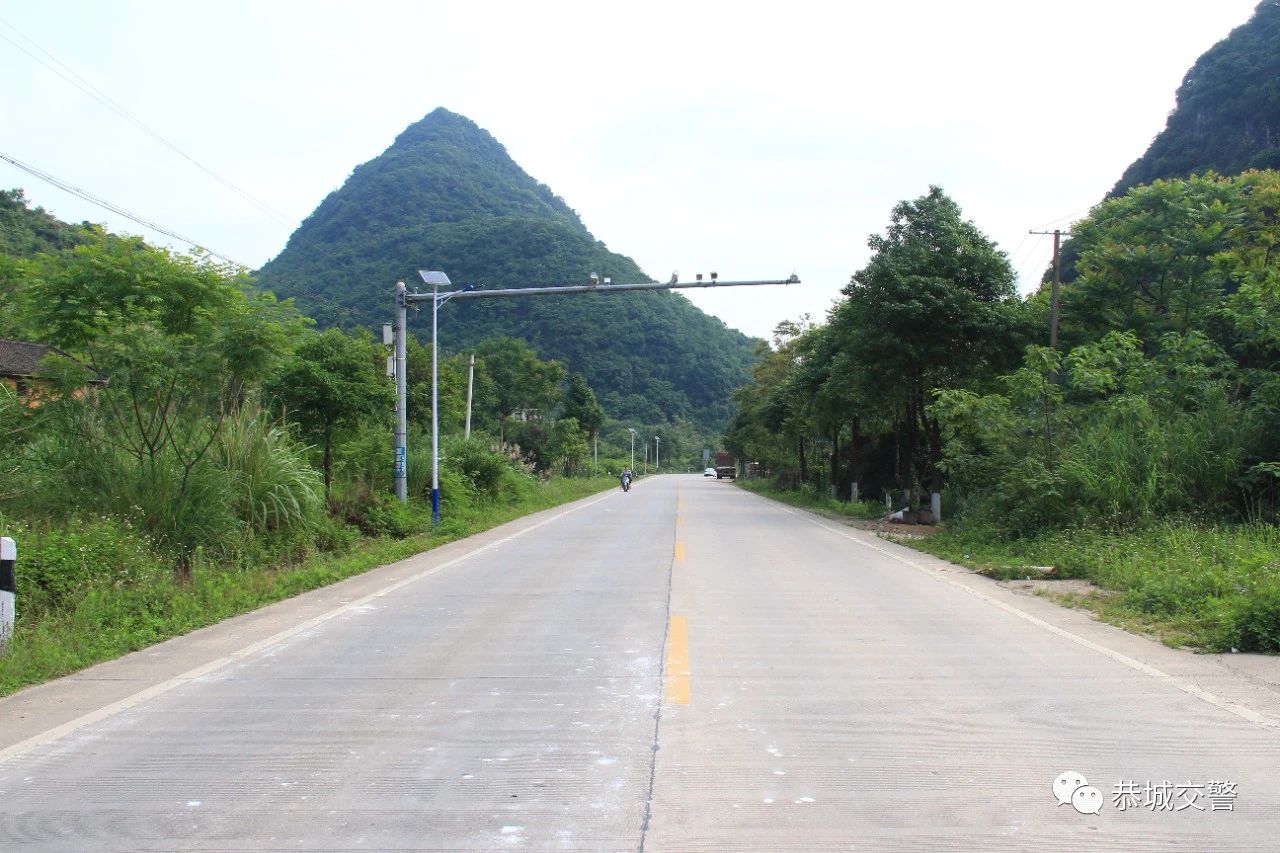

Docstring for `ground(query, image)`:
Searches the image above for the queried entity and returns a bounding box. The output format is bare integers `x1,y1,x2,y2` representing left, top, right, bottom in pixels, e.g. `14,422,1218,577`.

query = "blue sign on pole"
395,446,407,479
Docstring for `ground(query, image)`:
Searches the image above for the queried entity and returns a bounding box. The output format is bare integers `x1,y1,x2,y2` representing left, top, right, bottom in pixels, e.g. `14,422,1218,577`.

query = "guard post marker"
0,537,14,652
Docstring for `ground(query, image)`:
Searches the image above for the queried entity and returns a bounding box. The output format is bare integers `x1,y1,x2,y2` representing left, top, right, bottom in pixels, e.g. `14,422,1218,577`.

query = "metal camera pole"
396,272,800,522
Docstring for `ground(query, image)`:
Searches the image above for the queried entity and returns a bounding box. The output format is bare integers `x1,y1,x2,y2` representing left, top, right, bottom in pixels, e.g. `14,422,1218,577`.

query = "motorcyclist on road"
620,468,633,491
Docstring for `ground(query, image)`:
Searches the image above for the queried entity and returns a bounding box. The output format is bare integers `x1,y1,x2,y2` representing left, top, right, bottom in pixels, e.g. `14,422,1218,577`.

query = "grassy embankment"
0,477,616,697
913,522,1280,654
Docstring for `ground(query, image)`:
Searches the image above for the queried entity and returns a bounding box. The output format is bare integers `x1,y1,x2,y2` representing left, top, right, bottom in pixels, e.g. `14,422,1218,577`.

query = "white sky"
0,0,1262,339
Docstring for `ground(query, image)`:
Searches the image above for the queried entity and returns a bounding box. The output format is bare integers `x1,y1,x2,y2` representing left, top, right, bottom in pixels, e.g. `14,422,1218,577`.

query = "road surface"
2,475,1280,851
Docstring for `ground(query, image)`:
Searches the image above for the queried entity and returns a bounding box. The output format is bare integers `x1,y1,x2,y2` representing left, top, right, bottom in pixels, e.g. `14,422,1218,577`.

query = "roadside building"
0,338,104,405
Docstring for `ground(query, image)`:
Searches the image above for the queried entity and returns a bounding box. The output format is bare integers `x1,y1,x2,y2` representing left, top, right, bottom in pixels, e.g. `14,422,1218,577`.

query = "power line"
0,150,247,269
1030,203,1094,233
0,15,292,227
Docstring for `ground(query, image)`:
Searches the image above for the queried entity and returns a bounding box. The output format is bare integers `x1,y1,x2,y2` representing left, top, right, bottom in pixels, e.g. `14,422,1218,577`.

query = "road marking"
665,615,690,705
762,499,1280,731
676,514,685,527
674,541,686,562
0,489,620,765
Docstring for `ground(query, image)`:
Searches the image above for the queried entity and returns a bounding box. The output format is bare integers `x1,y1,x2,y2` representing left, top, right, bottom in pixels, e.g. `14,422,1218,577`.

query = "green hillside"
0,189,89,257
255,108,757,428
1111,1,1280,196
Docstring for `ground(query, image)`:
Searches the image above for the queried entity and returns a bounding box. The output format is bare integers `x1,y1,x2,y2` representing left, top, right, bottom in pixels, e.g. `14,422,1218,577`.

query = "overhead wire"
0,15,292,228
1030,202,1095,233
1017,245,1054,295
0,151,247,269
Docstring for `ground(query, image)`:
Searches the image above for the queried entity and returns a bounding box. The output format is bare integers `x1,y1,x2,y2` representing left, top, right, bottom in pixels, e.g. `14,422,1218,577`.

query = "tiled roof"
0,339,56,377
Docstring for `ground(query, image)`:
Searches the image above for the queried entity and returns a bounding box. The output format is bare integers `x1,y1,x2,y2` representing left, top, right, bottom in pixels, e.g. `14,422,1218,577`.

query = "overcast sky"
0,0,1263,339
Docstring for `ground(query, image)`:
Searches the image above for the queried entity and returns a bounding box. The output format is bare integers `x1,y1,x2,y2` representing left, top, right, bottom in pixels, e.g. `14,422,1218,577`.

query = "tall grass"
214,406,323,537
1057,396,1249,526
917,521,1280,652
2,404,326,562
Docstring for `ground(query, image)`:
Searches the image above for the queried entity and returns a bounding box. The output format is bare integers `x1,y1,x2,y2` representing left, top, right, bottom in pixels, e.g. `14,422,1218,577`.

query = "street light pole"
628,428,636,471
395,272,800,517
418,270,456,526
431,276,441,525
654,435,660,472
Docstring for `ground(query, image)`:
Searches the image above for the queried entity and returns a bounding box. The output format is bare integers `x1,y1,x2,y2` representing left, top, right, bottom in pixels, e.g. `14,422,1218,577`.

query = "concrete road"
3,476,1280,851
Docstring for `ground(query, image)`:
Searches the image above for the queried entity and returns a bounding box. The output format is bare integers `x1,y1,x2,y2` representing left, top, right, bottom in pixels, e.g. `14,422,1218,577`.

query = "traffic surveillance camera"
710,271,718,280
696,273,703,282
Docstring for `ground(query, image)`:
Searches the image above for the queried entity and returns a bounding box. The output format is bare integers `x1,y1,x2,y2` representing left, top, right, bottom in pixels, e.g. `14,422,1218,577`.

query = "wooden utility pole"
1030,229,1067,348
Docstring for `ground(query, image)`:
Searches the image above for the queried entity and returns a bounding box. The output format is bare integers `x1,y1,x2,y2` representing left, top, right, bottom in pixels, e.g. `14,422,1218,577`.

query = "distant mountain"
255,108,757,428
1111,1,1280,196
0,189,89,257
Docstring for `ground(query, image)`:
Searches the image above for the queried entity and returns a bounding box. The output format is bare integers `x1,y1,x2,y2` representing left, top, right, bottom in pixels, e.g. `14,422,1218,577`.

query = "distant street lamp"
654,435,661,471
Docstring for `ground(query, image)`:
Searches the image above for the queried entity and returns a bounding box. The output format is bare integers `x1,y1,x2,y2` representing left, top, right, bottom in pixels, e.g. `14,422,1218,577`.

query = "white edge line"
758,497,1280,730
0,489,617,764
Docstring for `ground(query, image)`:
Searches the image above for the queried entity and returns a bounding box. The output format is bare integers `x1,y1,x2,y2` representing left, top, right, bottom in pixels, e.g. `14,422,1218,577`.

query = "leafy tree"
1059,174,1241,349
834,187,1029,502
472,336,565,444
563,373,605,440
0,233,311,569
266,328,394,497
23,236,304,527
543,417,589,475
934,331,1256,534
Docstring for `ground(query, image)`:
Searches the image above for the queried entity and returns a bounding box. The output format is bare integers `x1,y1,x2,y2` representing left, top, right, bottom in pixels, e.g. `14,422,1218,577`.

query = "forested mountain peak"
1110,1,1280,195
255,109,757,428
279,107,586,254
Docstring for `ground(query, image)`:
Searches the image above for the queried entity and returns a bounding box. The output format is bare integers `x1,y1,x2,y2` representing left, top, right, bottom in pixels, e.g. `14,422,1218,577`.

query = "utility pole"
1029,228,1068,349
628,428,636,471
654,435,661,472
396,272,801,518
394,282,409,503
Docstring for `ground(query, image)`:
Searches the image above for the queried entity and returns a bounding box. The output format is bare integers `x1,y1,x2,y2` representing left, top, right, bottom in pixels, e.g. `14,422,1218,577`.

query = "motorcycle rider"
620,468,633,491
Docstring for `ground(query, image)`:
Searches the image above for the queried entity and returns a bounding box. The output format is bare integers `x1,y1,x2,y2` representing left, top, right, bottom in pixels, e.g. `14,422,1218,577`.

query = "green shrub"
4,515,165,617
443,435,520,499
1227,586,1280,652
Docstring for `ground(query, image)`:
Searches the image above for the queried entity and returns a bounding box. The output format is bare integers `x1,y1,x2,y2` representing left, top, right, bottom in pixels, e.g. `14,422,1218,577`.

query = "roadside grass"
0,476,616,697
912,522,1280,653
735,479,885,520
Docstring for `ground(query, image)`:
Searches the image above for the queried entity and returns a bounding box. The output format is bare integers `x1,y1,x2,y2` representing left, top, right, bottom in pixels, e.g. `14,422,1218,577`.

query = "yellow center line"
664,615,690,705
674,540,685,561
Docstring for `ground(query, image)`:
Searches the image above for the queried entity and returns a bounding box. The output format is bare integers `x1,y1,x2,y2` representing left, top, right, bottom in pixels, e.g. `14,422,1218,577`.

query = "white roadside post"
0,536,15,652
